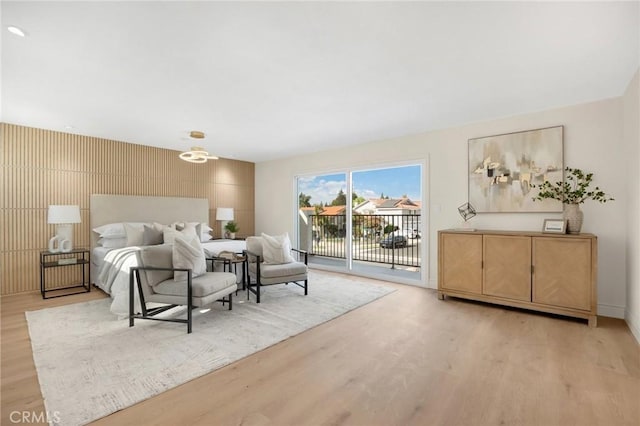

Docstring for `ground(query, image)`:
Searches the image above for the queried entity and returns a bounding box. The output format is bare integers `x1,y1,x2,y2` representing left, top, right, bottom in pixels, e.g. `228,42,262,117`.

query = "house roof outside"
366,198,422,211
302,197,421,215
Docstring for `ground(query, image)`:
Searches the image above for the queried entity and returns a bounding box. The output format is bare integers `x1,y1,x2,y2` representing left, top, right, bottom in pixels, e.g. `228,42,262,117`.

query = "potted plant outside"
224,221,239,239
532,167,614,234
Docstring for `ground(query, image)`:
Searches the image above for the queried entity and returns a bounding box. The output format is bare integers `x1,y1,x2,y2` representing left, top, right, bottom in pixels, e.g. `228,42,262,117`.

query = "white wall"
623,69,640,339
256,97,627,318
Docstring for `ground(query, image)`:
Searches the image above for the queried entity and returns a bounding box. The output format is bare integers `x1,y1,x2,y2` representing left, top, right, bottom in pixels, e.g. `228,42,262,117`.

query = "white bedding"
96,246,143,317
201,239,246,257
95,240,247,318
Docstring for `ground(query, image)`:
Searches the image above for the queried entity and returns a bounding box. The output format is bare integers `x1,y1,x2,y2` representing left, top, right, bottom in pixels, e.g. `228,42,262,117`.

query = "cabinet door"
440,233,482,294
483,235,531,301
532,237,592,311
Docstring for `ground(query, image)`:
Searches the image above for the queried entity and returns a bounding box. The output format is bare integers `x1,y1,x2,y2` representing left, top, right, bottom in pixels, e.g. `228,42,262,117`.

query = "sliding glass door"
296,163,423,281
351,165,422,280
297,173,348,269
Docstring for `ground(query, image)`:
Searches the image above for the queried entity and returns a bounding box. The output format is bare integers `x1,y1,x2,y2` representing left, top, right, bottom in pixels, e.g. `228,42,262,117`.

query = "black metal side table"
206,254,247,292
40,248,91,299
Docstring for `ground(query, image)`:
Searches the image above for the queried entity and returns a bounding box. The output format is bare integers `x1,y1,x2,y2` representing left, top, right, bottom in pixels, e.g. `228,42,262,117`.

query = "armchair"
244,234,308,303
129,244,237,333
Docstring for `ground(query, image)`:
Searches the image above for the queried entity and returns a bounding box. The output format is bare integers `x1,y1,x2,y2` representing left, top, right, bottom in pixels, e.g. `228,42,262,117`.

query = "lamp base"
56,224,74,251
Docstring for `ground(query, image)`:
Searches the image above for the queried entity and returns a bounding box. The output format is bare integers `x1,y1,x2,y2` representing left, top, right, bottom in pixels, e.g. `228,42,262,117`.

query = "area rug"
26,270,394,426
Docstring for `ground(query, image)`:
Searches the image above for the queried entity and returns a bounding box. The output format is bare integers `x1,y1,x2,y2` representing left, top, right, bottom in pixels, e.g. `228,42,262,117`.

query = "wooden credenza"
438,229,597,326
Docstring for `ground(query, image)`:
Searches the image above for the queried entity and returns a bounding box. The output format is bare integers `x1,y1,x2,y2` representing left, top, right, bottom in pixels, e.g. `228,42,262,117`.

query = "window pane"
297,173,347,269
352,165,422,277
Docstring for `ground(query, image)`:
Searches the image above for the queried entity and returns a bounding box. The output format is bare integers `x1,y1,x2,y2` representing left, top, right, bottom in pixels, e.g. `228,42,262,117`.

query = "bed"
90,194,246,317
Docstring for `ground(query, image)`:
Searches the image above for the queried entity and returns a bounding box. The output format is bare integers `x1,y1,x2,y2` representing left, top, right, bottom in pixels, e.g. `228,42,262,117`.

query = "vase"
564,204,583,234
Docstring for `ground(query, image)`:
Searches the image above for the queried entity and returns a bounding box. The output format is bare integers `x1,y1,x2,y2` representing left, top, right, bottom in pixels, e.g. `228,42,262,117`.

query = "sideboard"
438,229,597,326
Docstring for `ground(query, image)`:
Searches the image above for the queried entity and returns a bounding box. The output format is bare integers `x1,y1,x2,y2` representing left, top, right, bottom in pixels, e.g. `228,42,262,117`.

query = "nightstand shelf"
40,248,91,299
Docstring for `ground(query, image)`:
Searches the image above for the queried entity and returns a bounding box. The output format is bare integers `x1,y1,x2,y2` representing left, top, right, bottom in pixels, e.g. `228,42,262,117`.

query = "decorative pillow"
152,222,167,231
171,222,186,231
124,223,145,246
200,223,213,242
143,224,164,246
173,235,207,281
97,237,128,249
261,232,296,265
163,223,199,245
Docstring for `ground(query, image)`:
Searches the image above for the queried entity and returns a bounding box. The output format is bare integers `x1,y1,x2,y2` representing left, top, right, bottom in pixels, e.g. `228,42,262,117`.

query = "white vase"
564,204,583,234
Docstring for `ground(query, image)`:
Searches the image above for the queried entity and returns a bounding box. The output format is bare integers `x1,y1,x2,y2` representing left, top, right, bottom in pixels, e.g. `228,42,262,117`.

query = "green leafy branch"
532,167,614,205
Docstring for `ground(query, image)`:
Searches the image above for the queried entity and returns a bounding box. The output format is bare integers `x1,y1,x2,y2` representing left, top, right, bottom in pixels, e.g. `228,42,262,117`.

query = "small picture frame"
542,219,567,234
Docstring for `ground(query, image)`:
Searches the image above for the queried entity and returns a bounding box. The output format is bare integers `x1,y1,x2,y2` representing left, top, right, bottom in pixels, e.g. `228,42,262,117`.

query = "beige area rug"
26,270,395,426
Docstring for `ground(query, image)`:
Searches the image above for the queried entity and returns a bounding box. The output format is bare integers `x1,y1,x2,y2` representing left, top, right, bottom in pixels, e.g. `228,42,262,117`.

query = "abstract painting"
468,126,563,212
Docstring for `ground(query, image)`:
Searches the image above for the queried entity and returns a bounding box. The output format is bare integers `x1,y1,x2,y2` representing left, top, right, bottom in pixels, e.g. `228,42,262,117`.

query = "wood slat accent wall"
0,123,255,295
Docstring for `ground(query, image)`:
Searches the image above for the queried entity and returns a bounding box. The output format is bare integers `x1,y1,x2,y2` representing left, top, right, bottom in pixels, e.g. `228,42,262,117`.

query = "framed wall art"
468,126,564,213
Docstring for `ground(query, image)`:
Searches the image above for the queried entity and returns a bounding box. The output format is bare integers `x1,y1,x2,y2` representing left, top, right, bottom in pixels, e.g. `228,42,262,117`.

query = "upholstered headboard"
89,194,209,248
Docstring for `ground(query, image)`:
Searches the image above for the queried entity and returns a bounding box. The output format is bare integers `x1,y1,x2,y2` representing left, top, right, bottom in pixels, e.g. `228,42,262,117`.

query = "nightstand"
40,248,91,299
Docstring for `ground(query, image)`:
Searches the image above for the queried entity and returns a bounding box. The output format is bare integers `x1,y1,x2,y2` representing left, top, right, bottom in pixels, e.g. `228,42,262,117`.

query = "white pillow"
93,222,148,239
173,235,207,281
152,222,167,232
97,237,128,249
261,232,296,265
200,223,213,242
93,223,126,238
163,223,198,244
124,223,145,247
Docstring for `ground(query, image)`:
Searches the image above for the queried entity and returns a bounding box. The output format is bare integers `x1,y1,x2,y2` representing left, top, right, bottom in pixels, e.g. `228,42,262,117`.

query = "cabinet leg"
437,292,445,300
588,315,597,328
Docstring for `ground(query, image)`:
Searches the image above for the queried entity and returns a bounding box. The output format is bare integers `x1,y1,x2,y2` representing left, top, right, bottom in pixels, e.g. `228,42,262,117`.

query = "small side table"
207,254,247,292
40,248,91,299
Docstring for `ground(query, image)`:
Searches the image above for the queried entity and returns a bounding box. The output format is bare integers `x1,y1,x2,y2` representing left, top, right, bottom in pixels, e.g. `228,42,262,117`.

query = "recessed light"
7,26,26,37
65,125,75,130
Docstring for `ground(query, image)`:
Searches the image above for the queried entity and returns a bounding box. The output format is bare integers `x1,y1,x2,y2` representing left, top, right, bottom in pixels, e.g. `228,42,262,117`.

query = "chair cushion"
173,235,207,281
137,244,174,287
261,232,296,264
249,261,307,279
154,272,237,297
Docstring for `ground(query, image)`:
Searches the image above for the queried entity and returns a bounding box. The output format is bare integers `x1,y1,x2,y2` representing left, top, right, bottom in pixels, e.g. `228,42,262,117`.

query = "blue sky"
298,165,421,205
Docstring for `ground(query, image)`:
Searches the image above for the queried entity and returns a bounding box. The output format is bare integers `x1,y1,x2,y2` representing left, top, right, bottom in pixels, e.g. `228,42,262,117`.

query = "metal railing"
307,214,421,268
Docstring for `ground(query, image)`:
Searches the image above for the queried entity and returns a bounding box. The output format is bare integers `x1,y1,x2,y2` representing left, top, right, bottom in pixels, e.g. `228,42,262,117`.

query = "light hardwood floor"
2,271,639,426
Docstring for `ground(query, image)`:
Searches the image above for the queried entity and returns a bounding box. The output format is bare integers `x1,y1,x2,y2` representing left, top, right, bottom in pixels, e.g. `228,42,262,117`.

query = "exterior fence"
307,214,421,268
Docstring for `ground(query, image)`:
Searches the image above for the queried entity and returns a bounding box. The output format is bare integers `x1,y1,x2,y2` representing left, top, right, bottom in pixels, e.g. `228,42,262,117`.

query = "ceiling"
2,1,638,163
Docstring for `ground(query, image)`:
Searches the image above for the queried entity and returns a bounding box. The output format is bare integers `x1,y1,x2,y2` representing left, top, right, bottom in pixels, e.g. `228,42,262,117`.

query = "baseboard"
597,303,625,319
625,309,640,344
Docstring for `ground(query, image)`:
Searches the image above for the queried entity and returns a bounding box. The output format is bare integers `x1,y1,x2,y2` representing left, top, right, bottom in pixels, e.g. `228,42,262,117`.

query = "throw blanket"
97,247,142,317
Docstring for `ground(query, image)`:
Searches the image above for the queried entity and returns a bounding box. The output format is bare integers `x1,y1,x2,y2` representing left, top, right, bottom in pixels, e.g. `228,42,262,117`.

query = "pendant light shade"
179,131,218,163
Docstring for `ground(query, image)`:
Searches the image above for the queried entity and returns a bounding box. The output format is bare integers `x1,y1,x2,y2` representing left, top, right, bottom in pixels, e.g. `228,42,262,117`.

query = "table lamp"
216,207,234,238
48,205,81,252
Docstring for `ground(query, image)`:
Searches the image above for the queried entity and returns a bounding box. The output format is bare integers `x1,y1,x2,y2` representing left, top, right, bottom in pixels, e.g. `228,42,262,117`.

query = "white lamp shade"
48,205,81,224
216,207,234,221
